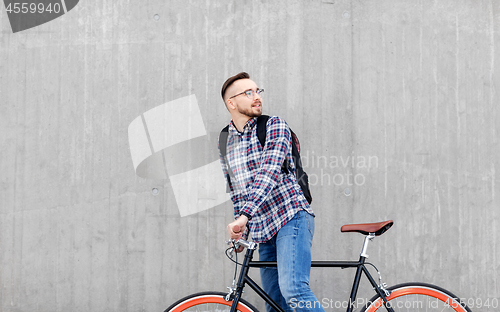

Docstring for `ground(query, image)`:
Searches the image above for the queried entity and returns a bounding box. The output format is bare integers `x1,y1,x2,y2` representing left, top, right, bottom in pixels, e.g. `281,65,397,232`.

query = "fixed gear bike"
165,220,472,312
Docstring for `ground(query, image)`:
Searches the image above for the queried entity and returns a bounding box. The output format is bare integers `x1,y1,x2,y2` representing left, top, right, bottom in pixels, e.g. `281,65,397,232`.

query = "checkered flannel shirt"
218,116,314,243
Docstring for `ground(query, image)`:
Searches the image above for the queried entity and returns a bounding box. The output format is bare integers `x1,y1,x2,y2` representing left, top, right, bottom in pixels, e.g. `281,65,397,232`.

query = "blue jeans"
259,210,324,312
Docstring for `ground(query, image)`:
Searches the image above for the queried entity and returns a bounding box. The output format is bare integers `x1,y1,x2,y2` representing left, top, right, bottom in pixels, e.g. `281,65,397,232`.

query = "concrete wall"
1,0,499,311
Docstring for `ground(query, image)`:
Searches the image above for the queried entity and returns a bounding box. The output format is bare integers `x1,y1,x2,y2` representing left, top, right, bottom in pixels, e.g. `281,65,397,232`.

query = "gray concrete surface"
1,0,499,311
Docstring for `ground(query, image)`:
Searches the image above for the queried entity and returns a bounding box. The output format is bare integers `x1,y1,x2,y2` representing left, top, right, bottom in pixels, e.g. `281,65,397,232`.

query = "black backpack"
219,115,312,204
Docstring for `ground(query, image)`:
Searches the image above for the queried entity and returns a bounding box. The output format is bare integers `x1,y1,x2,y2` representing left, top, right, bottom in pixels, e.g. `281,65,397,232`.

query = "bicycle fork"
227,241,283,312
228,249,250,312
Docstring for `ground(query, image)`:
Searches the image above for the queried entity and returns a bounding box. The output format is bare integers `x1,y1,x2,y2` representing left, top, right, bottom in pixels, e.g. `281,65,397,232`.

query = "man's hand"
227,215,249,253
227,215,249,240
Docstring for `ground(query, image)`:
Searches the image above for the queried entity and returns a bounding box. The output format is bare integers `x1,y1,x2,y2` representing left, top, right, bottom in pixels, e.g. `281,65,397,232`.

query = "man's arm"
238,116,290,219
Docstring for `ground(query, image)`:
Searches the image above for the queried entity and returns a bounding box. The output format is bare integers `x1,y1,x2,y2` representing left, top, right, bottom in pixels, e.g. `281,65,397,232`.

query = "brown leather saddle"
340,220,394,236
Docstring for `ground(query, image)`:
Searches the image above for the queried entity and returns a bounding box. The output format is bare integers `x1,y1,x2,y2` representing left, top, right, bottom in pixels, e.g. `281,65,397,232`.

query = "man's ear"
227,99,235,110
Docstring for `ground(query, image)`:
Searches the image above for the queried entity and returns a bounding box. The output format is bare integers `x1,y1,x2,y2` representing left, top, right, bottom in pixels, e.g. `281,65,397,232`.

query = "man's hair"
221,72,250,102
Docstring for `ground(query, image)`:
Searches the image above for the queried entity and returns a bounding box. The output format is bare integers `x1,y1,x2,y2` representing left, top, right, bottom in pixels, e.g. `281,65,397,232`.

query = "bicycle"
165,220,472,312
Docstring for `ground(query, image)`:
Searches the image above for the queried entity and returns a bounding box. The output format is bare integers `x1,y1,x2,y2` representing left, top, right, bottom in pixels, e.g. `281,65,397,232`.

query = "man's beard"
238,105,262,118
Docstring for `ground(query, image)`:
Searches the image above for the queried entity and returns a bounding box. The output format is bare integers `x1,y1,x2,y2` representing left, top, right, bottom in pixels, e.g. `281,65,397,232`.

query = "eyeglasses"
229,88,264,99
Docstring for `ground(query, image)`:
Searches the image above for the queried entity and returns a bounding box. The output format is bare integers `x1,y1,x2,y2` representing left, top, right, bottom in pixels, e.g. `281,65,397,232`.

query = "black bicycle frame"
229,247,395,312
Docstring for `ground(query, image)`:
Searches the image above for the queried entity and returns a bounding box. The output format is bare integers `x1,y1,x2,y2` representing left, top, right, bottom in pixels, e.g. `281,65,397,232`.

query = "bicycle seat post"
360,233,376,258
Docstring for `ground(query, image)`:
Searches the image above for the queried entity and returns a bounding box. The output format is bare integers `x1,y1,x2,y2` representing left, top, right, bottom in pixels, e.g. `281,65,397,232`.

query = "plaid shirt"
218,116,314,243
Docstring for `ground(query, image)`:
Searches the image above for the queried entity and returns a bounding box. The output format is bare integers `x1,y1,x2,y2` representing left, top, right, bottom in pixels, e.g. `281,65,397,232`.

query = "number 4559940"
6,2,62,14
446,297,499,309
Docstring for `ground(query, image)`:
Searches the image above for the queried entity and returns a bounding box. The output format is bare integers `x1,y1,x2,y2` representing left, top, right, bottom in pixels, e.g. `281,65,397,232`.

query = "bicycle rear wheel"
360,282,471,312
165,291,259,312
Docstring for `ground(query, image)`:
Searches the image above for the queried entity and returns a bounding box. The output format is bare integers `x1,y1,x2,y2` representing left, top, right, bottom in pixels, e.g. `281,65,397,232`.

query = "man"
218,72,324,312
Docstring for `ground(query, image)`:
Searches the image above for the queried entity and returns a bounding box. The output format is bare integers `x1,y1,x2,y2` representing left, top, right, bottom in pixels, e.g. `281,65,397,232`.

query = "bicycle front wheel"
360,282,471,312
165,291,259,312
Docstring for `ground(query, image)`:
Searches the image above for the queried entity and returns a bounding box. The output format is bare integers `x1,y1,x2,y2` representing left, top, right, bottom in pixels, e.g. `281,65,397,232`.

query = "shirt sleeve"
218,135,245,218
239,116,290,219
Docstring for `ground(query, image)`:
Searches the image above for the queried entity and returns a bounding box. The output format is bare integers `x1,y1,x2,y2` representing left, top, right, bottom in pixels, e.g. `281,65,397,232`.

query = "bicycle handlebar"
227,238,257,250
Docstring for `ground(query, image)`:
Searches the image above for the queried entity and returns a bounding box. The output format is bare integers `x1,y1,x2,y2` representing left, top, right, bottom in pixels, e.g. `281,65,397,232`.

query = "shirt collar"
229,117,258,135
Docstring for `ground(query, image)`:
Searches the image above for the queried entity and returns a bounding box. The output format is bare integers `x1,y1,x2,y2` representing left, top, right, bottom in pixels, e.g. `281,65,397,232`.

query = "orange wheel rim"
365,287,466,312
170,295,253,312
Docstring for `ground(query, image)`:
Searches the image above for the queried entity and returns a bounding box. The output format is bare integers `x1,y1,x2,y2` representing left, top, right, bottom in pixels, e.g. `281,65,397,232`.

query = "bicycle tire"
359,282,472,312
164,291,260,312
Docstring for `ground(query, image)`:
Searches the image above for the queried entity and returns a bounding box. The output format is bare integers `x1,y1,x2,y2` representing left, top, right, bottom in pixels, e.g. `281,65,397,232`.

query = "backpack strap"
256,115,289,174
219,125,235,191
256,115,269,147
219,125,229,158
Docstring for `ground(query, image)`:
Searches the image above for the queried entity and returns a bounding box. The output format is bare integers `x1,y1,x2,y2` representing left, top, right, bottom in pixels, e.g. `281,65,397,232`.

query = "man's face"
226,79,263,118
